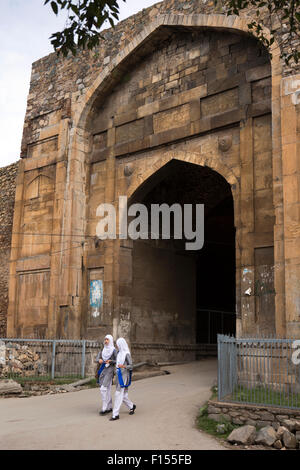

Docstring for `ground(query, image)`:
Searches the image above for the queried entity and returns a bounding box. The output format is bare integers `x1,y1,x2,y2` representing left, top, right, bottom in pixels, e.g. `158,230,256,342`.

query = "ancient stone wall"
20,0,298,157
85,28,274,343
6,0,300,353
0,162,18,337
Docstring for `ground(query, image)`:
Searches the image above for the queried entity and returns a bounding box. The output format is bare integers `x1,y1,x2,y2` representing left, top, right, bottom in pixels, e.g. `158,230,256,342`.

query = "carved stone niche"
218,135,232,152
124,163,134,177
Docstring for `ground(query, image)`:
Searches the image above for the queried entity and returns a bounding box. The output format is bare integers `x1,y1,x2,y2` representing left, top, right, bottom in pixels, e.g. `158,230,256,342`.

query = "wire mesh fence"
218,334,300,410
0,338,102,381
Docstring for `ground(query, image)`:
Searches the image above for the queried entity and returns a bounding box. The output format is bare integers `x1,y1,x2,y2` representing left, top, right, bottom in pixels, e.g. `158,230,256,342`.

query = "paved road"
0,359,225,450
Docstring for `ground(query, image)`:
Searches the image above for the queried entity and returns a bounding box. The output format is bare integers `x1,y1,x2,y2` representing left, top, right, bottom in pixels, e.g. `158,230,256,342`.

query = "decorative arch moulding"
75,13,281,132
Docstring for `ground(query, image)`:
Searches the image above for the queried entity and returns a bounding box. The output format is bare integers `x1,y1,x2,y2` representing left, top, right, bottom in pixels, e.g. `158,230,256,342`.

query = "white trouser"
100,383,112,412
112,388,133,418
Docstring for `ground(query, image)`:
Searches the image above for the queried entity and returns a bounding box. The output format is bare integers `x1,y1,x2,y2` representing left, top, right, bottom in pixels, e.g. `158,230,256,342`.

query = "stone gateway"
2,0,300,362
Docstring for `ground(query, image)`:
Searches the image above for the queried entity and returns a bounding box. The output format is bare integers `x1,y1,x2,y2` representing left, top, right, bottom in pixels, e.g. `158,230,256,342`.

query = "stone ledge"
209,399,300,415
208,399,300,428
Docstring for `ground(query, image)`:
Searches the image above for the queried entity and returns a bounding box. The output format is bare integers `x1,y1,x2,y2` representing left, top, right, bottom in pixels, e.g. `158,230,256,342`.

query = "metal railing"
218,334,300,410
0,338,102,380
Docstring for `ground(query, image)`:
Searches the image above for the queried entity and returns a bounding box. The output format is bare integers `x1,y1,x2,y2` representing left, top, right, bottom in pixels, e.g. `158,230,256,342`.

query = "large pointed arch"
74,13,282,132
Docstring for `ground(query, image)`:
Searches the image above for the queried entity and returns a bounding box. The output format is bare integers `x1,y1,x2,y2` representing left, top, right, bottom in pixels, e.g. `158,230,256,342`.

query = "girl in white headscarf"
110,337,136,421
95,334,117,415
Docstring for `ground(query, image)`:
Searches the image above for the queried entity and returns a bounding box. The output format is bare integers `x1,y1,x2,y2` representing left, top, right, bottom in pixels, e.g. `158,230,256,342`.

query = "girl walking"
110,337,136,421
96,334,117,415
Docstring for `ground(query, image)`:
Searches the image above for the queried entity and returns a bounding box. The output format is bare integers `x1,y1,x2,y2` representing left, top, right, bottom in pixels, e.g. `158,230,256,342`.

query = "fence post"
230,337,237,397
51,340,56,379
217,334,221,401
81,340,86,378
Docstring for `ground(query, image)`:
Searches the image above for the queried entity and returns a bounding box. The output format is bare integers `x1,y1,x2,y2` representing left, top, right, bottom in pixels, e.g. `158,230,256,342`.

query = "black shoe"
129,404,136,415
109,415,119,421
99,408,112,415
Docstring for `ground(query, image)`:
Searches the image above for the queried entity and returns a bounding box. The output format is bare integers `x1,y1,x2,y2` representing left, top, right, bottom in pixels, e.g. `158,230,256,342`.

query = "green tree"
219,0,300,64
44,0,126,56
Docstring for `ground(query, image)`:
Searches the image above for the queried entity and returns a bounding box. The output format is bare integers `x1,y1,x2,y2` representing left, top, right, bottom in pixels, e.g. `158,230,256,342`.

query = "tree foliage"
218,0,300,64
46,0,300,65
44,0,126,56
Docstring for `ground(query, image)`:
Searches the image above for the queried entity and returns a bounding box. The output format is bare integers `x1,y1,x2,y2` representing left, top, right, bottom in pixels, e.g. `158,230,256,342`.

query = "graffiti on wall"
90,279,103,318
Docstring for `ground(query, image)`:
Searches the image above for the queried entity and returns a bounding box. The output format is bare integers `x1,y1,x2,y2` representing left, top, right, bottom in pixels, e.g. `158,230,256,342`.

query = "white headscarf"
116,337,130,367
102,334,115,366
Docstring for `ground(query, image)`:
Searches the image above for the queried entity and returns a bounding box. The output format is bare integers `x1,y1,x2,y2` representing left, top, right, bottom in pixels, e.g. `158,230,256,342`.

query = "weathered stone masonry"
207,399,300,429
5,0,300,361
0,162,18,337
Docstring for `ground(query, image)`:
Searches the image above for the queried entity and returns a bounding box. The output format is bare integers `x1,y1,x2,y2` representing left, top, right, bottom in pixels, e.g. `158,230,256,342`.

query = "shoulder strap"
117,368,132,388
96,362,106,383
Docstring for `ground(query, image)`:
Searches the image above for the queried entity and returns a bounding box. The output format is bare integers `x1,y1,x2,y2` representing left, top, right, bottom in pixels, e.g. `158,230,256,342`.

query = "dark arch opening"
129,159,236,359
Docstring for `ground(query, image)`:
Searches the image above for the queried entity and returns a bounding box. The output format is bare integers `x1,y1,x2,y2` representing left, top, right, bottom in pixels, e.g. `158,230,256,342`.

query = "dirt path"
0,359,226,450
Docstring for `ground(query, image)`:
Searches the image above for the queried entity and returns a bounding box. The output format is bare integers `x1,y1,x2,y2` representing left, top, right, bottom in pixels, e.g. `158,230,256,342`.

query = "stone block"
251,77,271,103
201,88,239,117
273,440,283,449
0,379,22,395
153,104,190,134
256,420,272,429
282,429,297,449
245,64,271,82
211,109,242,129
207,73,243,95
207,404,221,414
255,426,277,446
246,419,257,426
91,149,108,163
281,419,300,432
114,110,137,127
276,426,289,440
276,415,290,422
115,119,145,144
227,425,257,445
259,411,275,422
189,99,201,122
232,417,244,425
150,123,191,147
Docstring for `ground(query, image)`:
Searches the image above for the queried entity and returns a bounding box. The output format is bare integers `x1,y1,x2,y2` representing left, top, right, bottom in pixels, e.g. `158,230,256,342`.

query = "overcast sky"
0,0,160,168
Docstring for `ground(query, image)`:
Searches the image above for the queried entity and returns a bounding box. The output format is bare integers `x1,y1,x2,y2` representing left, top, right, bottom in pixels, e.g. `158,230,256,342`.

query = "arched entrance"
7,3,292,346
65,16,278,348
128,159,236,360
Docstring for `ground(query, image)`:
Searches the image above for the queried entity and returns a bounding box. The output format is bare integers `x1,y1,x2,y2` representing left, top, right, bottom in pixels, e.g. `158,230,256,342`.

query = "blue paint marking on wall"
90,280,103,308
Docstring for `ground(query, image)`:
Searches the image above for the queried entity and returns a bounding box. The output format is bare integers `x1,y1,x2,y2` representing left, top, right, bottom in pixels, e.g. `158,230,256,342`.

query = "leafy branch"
44,0,126,56
218,0,300,64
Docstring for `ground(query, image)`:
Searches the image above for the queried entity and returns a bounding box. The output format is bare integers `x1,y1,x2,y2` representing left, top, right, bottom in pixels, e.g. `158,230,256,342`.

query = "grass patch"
0,375,82,386
196,386,240,440
1,374,100,391
210,385,218,400
85,378,98,388
230,385,300,409
197,404,239,439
